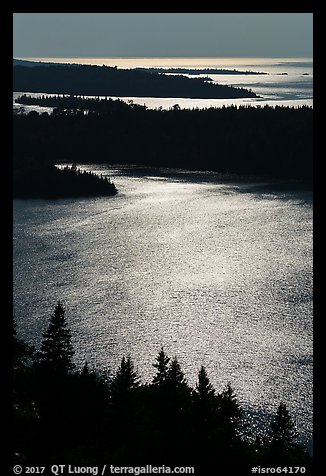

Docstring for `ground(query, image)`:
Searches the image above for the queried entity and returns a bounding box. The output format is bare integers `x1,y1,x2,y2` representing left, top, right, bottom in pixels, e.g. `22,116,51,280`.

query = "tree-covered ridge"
135,67,269,75
13,304,312,472
15,93,146,113
13,102,313,182
13,58,68,67
13,63,258,99
13,160,117,199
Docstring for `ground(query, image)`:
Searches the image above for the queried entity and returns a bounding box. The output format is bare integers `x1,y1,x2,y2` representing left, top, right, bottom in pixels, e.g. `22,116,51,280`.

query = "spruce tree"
152,347,170,385
168,357,187,388
194,366,215,402
166,356,191,412
36,302,75,374
270,403,298,450
218,383,242,439
110,355,140,453
192,366,218,444
110,355,140,404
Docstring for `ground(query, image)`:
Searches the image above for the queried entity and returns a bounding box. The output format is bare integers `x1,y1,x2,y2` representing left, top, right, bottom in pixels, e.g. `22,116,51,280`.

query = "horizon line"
14,55,313,60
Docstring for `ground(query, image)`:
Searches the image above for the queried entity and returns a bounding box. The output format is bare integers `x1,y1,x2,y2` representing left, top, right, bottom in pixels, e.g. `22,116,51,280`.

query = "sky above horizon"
13,13,313,59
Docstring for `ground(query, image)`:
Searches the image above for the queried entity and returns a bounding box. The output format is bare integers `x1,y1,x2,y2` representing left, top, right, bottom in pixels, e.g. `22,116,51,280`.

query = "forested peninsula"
13,161,117,199
14,98,312,183
13,61,258,99
134,67,268,75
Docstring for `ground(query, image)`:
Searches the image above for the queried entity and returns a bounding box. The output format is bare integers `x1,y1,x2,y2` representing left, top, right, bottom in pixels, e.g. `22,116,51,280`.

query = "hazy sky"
13,13,313,58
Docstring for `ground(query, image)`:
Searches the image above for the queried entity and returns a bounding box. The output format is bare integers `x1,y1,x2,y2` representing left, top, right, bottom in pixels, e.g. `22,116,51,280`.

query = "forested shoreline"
13,162,117,199
134,67,268,75
13,63,258,99
13,303,312,472
13,99,313,183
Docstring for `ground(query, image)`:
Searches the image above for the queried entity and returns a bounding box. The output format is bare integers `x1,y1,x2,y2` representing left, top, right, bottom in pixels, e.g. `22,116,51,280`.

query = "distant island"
13,160,117,199
135,67,269,75
13,60,258,99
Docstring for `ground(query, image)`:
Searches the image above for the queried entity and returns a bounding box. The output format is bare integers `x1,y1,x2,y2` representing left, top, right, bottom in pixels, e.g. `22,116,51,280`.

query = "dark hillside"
13,102,312,182
13,63,258,99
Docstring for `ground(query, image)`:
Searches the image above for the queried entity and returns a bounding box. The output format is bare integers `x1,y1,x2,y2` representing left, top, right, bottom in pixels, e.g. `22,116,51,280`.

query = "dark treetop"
12,304,312,471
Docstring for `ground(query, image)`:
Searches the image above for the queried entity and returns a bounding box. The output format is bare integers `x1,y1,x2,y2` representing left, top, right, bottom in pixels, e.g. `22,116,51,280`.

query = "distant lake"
13,57,313,111
13,165,313,447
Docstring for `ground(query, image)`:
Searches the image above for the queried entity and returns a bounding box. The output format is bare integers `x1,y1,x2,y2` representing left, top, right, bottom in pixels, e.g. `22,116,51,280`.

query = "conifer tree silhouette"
194,365,215,402
218,383,242,441
192,365,217,432
152,347,170,386
191,365,219,462
110,355,139,404
167,356,187,388
36,301,75,374
270,403,298,450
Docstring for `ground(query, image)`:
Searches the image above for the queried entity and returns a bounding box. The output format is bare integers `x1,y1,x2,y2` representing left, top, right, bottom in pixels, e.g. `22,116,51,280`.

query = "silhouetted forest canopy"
13,58,64,67
13,63,258,98
16,93,144,113
13,161,117,199
134,67,268,75
12,60,268,76
13,303,312,471
13,99,312,182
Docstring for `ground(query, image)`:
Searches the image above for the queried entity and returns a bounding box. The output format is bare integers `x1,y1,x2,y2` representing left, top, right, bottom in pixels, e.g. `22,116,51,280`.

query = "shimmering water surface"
13,165,313,444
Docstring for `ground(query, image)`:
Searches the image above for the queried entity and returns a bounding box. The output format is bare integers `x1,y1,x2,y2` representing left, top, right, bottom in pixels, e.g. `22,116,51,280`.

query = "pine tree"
151,354,191,462
218,383,242,438
110,355,140,404
152,347,170,386
109,355,140,450
166,356,191,412
168,357,187,388
191,365,218,444
36,302,75,374
270,403,298,450
194,366,215,402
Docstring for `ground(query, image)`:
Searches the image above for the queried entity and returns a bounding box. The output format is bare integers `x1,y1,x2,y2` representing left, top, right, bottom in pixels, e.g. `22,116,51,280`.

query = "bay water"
13,165,313,445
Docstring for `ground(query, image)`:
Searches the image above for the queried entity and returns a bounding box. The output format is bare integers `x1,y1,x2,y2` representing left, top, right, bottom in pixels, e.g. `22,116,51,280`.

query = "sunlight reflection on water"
13,166,312,444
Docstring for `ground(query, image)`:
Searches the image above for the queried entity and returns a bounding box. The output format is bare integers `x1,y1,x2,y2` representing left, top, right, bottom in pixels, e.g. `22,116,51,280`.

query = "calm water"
14,57,313,111
13,165,313,445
